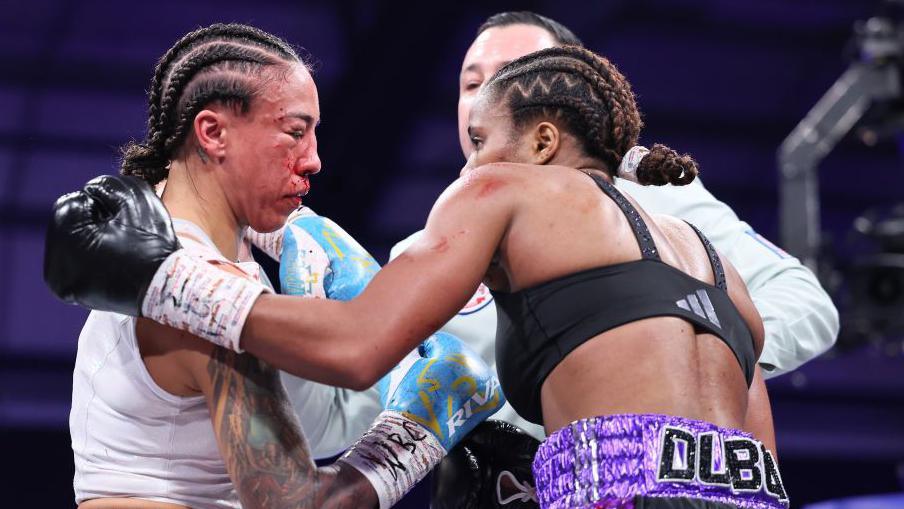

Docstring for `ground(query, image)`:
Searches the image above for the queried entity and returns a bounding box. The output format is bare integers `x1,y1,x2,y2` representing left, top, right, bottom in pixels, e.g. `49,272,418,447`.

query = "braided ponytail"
635,143,698,186
120,142,171,185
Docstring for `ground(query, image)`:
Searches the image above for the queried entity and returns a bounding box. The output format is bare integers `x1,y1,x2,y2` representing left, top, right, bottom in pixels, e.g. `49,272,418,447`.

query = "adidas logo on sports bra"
676,289,721,328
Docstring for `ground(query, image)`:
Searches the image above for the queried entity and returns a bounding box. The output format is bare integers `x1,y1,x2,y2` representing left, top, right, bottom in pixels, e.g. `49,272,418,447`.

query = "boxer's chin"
250,212,286,234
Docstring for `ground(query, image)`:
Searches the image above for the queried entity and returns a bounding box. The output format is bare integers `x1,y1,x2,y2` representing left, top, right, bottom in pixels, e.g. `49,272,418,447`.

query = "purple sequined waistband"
532,414,788,509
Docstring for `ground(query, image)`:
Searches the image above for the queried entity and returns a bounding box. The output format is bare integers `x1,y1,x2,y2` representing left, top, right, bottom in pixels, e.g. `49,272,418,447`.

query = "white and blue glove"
264,210,505,507
377,332,502,450
276,207,379,300
342,332,504,508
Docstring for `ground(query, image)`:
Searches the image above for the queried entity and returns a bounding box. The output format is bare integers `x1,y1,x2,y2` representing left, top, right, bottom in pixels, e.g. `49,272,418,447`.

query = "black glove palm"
431,420,540,509
44,174,180,316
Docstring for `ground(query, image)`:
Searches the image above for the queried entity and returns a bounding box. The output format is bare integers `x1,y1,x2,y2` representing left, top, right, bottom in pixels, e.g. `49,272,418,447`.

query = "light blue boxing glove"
276,207,379,300
341,332,504,508
267,210,505,507
378,332,503,450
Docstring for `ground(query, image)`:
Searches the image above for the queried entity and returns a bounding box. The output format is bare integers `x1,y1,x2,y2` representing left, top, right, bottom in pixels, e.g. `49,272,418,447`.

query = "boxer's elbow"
330,340,381,391
341,355,381,391
346,373,378,392
333,310,397,390
342,332,399,391
301,354,373,391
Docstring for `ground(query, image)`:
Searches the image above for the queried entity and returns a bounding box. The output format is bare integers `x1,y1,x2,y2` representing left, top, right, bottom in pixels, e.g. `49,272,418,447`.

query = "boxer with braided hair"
49,42,788,507
488,45,696,186
401,14,829,506
61,23,502,509
121,23,299,185
113,21,822,508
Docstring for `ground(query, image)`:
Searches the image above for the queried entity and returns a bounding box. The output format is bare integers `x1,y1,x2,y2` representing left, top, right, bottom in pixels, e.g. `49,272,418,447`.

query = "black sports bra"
492,172,756,425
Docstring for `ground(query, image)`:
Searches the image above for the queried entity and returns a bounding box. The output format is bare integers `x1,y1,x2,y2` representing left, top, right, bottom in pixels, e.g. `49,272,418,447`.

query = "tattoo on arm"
206,347,376,509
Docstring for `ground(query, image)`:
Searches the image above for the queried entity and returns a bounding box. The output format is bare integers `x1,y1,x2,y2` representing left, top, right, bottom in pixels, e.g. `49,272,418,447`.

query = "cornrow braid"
486,46,698,187
157,45,276,152
148,24,297,129
121,23,301,185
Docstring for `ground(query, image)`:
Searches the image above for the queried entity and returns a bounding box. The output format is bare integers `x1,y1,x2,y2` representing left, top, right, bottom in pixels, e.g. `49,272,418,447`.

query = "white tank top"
70,219,270,508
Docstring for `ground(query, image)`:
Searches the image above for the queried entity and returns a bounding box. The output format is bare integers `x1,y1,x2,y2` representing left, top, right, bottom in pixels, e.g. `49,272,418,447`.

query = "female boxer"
61,23,500,509
48,46,785,508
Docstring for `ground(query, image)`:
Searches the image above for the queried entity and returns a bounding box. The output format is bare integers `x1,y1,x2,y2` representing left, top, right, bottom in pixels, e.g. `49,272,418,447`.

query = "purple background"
1,0,903,506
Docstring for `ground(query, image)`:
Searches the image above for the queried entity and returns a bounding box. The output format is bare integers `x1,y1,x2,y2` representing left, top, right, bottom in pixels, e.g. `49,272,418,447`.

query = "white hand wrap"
245,206,315,261
141,250,271,352
339,411,446,509
244,226,284,261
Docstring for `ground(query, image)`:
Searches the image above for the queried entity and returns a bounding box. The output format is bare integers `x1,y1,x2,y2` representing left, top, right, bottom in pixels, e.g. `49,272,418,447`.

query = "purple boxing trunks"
533,414,788,509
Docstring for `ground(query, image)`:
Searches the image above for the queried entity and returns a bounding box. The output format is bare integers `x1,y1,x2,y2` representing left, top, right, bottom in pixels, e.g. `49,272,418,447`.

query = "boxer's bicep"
412,168,511,293
356,168,513,342
405,184,509,307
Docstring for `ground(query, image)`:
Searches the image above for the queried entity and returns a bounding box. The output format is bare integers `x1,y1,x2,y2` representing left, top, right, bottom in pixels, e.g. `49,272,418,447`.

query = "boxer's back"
482,163,763,433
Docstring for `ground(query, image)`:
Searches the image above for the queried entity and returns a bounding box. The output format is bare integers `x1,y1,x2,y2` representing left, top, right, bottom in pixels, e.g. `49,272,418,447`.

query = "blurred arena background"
1,0,903,506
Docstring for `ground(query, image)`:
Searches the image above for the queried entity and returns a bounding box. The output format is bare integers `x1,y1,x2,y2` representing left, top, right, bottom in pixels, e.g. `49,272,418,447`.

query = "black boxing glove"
44,174,269,352
431,420,540,509
44,174,180,316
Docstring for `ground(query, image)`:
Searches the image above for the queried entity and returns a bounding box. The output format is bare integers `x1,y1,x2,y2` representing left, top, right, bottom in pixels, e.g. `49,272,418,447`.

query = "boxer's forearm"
245,226,500,386
241,295,384,389
203,347,378,509
240,291,441,390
